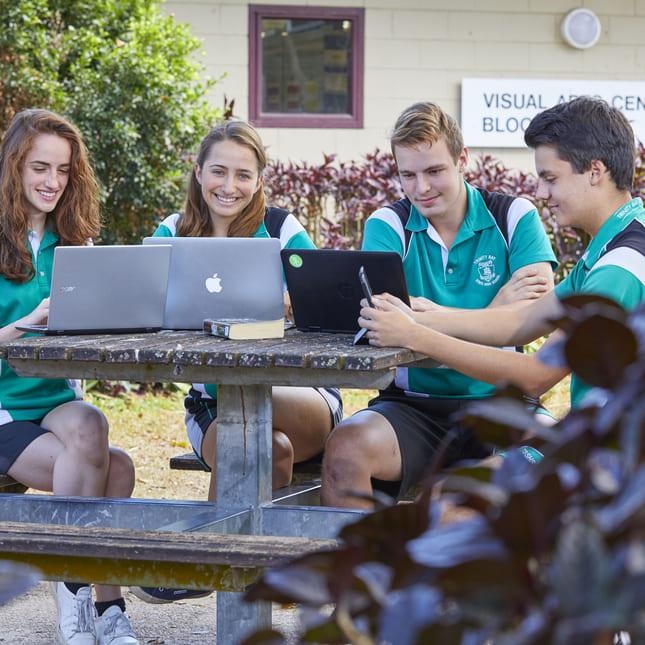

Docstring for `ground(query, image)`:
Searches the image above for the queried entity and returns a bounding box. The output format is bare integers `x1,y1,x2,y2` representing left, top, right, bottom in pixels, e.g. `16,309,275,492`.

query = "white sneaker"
97,605,139,645
50,581,97,644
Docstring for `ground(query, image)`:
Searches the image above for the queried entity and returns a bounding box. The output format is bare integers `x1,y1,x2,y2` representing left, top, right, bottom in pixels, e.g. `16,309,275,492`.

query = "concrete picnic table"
0,328,436,643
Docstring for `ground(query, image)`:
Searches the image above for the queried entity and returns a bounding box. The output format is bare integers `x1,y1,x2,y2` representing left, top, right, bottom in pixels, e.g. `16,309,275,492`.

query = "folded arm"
488,261,554,307
409,261,553,314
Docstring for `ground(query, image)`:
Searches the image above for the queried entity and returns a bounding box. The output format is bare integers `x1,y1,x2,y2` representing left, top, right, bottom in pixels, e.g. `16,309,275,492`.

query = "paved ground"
0,580,300,644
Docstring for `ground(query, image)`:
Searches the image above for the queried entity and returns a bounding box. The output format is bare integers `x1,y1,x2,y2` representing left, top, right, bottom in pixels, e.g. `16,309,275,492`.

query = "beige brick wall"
162,1,645,172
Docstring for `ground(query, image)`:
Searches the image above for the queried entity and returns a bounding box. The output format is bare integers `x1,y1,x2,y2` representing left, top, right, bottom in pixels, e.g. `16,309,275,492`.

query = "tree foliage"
0,0,220,243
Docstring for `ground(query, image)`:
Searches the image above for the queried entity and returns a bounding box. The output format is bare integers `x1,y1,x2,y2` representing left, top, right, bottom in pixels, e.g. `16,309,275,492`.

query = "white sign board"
461,78,645,147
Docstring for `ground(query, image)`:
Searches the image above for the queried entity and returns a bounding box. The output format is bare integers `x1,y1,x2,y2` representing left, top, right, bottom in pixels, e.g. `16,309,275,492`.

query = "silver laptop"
19,245,172,335
142,237,285,330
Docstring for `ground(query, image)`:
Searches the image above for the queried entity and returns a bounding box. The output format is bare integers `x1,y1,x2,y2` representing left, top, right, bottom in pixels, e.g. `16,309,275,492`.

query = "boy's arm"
359,296,569,397
488,199,556,306
399,288,561,347
488,200,557,306
488,261,554,307
412,261,554,312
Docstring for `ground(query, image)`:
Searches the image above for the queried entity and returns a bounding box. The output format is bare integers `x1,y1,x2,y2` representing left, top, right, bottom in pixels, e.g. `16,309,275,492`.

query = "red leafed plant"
264,146,645,282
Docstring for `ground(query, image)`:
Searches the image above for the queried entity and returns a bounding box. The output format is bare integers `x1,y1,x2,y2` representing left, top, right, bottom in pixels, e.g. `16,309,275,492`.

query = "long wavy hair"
0,109,101,283
177,120,267,238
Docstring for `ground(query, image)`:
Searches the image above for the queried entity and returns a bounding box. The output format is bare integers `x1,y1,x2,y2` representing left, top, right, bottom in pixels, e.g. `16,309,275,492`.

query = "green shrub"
0,0,220,244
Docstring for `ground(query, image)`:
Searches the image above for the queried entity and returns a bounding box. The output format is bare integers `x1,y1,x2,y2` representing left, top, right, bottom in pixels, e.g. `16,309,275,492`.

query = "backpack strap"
475,187,529,354
264,207,290,240
384,198,414,255
474,186,515,246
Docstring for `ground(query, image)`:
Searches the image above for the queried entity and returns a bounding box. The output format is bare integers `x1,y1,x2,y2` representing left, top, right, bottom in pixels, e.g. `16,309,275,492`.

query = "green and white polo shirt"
362,181,557,399
555,197,645,407
0,230,81,424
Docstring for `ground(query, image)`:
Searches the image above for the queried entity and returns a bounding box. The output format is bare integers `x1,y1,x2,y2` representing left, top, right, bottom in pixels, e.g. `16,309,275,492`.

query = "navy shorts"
184,387,343,468
367,387,493,500
0,419,48,475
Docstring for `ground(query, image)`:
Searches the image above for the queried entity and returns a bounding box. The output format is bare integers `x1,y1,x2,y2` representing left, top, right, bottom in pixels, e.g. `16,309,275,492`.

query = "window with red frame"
249,5,364,128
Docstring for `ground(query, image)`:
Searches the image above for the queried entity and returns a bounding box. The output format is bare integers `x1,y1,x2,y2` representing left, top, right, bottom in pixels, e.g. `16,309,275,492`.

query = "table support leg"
211,384,273,640
217,590,272,645
209,384,273,507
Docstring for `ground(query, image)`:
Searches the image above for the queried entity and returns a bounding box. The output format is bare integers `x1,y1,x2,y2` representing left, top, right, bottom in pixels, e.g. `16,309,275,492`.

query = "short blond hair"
390,102,463,163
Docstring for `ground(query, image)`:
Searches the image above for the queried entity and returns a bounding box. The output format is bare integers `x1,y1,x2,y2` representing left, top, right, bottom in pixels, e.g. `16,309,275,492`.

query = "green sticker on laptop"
288,253,303,268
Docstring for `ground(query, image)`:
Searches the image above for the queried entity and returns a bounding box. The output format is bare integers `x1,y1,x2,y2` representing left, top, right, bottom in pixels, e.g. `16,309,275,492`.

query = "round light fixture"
561,8,601,49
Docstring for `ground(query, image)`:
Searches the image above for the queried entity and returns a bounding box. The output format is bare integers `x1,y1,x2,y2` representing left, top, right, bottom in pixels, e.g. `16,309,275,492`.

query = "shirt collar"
253,220,269,238
581,198,644,268
407,182,493,240
27,228,58,252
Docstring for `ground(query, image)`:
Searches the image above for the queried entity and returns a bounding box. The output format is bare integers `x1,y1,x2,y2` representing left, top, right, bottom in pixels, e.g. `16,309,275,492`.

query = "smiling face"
394,138,468,225
534,144,593,231
21,133,72,222
195,139,263,233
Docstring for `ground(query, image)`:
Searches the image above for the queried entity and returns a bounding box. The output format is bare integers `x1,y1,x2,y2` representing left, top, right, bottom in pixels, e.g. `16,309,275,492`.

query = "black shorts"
367,388,492,500
0,419,48,475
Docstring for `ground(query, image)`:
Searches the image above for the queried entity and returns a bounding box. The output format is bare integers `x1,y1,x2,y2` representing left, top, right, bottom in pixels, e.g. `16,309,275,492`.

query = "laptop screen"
281,249,409,333
143,237,284,329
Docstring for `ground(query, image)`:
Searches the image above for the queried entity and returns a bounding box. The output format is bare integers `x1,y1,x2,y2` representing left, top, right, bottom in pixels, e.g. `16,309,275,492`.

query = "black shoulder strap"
475,187,529,354
385,198,414,255
263,207,290,239
605,218,645,257
474,187,515,246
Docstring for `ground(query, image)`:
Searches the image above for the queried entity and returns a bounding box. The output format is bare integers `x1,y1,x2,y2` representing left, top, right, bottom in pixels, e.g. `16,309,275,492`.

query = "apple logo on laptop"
205,273,223,293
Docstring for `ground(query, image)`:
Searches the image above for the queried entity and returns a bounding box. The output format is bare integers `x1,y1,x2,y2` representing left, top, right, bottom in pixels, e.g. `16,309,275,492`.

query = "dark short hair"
524,96,636,191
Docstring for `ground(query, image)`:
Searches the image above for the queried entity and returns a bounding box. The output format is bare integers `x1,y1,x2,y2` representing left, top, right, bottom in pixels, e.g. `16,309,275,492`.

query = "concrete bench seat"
0,521,338,590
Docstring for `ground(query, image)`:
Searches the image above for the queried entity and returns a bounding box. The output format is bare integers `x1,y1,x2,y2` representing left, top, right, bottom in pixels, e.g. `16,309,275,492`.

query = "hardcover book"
203,318,284,340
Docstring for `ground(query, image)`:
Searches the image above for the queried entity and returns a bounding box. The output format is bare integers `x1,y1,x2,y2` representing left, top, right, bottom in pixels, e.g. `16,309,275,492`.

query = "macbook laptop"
143,237,285,330
281,249,410,333
18,244,172,335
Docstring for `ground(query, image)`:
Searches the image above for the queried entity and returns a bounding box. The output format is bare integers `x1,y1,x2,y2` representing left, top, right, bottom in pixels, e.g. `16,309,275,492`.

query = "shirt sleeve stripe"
279,213,307,247
593,247,645,286
368,207,407,250
505,197,535,242
157,213,179,236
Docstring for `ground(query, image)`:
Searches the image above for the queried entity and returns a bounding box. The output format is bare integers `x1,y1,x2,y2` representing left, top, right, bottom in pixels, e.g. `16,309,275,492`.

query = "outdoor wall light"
561,8,602,49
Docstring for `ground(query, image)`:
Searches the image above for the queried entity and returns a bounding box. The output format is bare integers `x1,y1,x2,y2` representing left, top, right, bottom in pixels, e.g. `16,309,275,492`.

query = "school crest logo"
474,255,501,286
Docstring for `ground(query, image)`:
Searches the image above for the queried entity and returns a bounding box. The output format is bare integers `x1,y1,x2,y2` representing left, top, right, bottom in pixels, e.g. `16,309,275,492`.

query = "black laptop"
281,249,410,334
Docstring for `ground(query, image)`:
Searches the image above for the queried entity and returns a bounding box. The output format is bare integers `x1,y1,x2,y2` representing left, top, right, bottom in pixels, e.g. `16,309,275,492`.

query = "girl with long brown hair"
0,109,139,644
133,120,342,604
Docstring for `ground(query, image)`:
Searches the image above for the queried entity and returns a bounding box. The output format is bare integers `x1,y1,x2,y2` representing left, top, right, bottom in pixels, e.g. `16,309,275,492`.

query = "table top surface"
1,329,436,388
